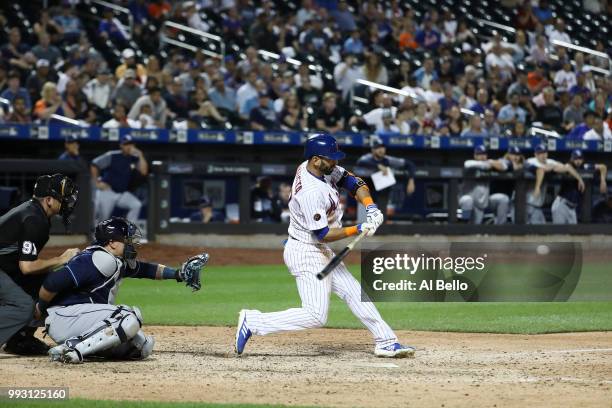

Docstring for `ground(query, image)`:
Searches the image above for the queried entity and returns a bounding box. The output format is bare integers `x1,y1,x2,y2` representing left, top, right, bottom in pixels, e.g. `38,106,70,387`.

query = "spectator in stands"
343,30,364,55
376,109,400,134
563,94,586,132
103,103,139,128
83,67,112,114
183,1,210,33
528,35,549,65
280,93,307,131
147,0,171,22
513,120,528,137
554,60,577,92
315,92,344,133
437,83,458,119
535,87,563,132
548,18,571,44
461,114,486,137
34,9,63,45
98,8,128,43
26,59,57,108
296,0,316,27
1,71,31,112
222,7,245,45
589,92,609,118
32,32,62,65
128,87,167,128
330,0,356,32
58,136,85,165
250,176,273,222
33,82,66,121
354,136,415,217
483,109,501,137
5,96,30,124
294,63,323,90
163,78,189,120
249,92,278,130
444,105,465,136
498,92,527,133
1,28,33,74
469,88,491,115
237,47,261,77
209,75,238,114
532,0,554,25
296,75,322,108
188,88,227,127
416,18,441,50
485,42,515,79
112,69,142,111
334,52,363,101
413,57,438,90
360,52,388,85
63,79,94,122
91,135,148,224
237,69,258,117
583,114,612,140
241,79,267,120
116,48,146,82
53,6,83,43
515,2,538,31
271,183,292,223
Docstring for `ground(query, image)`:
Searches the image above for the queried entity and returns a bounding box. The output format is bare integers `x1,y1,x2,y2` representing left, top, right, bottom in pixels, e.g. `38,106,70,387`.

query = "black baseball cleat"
4,330,50,356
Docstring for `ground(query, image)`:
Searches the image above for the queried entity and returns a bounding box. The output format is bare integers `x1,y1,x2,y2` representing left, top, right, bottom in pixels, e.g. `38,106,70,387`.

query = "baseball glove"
178,253,209,292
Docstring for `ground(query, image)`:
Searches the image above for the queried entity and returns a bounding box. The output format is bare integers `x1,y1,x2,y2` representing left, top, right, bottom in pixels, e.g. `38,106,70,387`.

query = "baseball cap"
474,145,487,154
36,59,50,68
507,146,521,155
122,48,135,60
571,149,584,159
199,195,212,208
534,143,547,153
65,135,78,143
124,68,136,79
370,136,385,148
120,135,135,145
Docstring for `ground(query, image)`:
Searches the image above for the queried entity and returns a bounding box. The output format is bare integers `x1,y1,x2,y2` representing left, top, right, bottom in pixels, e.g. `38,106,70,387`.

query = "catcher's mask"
94,217,142,268
33,174,79,227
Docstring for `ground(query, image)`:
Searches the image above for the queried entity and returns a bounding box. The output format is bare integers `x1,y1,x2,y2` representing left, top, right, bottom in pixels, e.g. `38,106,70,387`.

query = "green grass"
115,264,612,334
4,399,313,408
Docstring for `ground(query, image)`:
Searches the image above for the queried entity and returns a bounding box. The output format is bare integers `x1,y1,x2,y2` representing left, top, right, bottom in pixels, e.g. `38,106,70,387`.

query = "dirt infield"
1,327,610,407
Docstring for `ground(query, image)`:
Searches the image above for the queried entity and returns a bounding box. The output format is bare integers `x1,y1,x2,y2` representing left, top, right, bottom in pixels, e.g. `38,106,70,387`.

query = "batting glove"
366,204,384,229
358,222,377,237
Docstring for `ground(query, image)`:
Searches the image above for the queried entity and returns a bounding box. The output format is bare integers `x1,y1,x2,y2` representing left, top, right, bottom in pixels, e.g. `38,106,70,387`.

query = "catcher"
34,217,208,364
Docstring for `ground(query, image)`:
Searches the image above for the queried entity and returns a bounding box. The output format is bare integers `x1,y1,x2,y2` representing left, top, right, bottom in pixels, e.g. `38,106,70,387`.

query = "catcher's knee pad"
64,306,142,359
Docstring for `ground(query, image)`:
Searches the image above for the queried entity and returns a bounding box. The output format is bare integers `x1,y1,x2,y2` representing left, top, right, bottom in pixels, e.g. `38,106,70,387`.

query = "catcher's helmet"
304,134,345,160
94,217,142,267
33,174,79,226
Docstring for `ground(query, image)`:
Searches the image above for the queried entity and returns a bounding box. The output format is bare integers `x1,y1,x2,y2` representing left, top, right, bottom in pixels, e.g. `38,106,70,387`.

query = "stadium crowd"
0,0,610,140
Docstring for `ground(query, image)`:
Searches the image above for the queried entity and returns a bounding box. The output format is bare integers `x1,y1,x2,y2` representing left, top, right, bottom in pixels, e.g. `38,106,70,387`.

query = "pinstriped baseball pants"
245,238,397,347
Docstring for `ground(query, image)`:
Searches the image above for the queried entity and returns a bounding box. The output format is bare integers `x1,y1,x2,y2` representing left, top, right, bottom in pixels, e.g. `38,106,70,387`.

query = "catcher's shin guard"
62,306,142,361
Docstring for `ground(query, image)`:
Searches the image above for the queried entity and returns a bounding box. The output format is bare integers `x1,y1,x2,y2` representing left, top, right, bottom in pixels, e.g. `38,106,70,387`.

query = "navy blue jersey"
92,150,139,193
44,246,159,307
558,162,595,205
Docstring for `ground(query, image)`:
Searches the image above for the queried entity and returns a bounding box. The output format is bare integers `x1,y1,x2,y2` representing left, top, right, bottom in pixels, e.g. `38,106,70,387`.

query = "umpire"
354,136,416,218
0,174,79,355
552,149,608,224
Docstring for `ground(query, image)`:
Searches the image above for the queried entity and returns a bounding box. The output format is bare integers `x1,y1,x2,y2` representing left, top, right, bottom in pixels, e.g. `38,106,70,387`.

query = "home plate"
352,362,399,369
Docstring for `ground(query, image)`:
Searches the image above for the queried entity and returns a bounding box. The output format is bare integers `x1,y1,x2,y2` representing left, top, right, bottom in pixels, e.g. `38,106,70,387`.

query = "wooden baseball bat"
316,232,367,280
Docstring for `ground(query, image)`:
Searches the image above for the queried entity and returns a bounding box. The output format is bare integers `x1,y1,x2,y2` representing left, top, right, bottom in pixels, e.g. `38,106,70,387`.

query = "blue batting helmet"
304,134,345,160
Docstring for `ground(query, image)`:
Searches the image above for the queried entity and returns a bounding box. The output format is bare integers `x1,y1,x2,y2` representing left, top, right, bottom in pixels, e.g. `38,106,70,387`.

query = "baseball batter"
35,217,207,363
235,134,415,358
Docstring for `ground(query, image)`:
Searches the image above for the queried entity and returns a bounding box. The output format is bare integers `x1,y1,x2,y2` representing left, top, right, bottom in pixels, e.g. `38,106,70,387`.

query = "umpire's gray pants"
95,189,142,224
551,196,578,224
0,269,34,346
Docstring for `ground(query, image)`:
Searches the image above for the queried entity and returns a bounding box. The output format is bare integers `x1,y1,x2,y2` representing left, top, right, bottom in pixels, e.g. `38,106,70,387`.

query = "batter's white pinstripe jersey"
287,161,345,244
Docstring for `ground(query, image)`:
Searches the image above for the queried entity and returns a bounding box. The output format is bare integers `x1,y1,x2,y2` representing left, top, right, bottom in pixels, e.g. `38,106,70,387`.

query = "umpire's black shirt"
0,199,50,297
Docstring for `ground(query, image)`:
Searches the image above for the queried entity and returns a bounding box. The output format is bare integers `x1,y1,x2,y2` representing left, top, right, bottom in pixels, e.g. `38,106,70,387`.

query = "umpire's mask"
33,174,79,227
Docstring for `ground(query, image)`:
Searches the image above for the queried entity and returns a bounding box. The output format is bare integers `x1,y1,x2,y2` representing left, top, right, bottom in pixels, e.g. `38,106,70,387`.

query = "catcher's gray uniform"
459,160,510,224
525,157,562,224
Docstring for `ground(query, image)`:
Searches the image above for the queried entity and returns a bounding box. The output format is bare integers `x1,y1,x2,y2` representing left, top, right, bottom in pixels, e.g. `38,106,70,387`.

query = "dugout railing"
146,160,611,240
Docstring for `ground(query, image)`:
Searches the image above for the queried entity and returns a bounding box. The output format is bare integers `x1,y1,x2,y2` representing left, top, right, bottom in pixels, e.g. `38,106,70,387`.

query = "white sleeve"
363,108,380,125
464,160,492,170
298,190,330,231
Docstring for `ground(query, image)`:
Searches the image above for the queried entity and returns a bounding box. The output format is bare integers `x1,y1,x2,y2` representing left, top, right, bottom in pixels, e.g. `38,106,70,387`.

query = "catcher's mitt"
178,253,209,291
